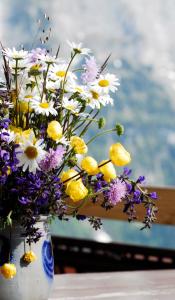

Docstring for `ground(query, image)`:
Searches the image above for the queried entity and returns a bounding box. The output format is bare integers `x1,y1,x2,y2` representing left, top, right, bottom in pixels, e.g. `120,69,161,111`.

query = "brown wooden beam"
79,187,175,226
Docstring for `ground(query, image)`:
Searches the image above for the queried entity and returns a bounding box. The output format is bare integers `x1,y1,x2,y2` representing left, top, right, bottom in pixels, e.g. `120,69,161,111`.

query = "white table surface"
50,269,175,300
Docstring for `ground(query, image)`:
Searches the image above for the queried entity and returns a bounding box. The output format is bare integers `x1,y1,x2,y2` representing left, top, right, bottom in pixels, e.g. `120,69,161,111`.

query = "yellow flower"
10,127,35,144
109,143,131,166
70,136,88,154
99,160,116,182
23,251,37,263
10,126,22,135
61,169,80,186
47,120,63,141
81,156,98,175
66,180,88,202
1,263,17,279
16,101,33,113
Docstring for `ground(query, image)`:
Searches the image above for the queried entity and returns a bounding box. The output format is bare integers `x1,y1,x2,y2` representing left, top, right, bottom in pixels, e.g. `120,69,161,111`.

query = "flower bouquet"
0,36,157,299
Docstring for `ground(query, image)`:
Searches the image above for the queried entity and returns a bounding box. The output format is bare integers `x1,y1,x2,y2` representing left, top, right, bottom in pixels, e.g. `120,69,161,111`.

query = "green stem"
79,110,99,137
72,68,84,72
34,75,42,98
86,128,115,145
62,159,111,184
41,63,50,101
15,59,19,126
73,109,93,132
59,52,77,117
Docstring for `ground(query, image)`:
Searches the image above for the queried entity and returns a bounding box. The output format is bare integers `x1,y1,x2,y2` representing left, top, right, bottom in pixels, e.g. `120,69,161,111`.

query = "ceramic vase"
0,216,54,300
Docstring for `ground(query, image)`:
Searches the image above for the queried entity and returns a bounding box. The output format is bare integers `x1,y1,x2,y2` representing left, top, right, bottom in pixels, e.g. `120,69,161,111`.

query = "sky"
0,0,175,186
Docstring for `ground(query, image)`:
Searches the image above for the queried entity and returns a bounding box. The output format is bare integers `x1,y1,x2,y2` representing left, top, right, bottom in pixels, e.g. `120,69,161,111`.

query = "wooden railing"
53,186,175,273
79,186,175,225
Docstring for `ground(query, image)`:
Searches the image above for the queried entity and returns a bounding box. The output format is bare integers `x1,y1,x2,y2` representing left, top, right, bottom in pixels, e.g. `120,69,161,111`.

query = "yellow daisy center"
75,87,83,93
30,64,41,71
25,146,38,159
91,90,99,100
56,70,66,78
66,104,75,110
24,95,33,99
39,103,49,109
98,79,109,87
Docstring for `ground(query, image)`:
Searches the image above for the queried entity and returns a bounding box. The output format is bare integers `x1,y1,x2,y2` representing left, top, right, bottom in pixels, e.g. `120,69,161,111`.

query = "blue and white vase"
0,216,54,300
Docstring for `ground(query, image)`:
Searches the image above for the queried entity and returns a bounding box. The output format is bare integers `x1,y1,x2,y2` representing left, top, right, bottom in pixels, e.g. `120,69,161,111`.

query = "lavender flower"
107,178,127,205
136,175,145,184
40,146,65,172
81,56,99,84
123,167,132,177
149,192,158,199
27,48,47,63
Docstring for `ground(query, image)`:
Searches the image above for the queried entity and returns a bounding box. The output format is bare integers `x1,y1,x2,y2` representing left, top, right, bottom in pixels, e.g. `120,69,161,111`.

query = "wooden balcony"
79,186,175,225
52,186,175,274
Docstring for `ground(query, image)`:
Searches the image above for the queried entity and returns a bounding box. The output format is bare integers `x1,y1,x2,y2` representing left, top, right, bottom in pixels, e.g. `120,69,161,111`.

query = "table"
50,269,175,300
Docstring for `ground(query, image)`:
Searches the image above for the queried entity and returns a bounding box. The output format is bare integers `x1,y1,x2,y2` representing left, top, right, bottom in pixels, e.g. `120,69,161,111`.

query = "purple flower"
107,178,127,205
81,56,99,84
27,48,47,63
19,197,30,205
133,190,142,203
0,118,11,129
126,182,133,193
146,207,151,217
137,176,145,184
40,146,65,172
149,192,158,200
123,167,132,177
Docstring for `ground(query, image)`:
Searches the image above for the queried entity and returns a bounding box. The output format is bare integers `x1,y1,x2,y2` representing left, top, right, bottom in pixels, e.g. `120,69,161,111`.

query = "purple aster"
81,56,99,84
40,146,65,172
107,178,127,205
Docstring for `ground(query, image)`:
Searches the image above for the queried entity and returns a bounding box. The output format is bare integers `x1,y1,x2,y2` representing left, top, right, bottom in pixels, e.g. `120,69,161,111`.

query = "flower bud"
81,156,98,175
70,136,88,154
61,169,80,185
98,117,106,129
99,160,116,182
47,120,63,141
66,180,88,202
1,263,17,279
115,123,124,136
109,143,131,166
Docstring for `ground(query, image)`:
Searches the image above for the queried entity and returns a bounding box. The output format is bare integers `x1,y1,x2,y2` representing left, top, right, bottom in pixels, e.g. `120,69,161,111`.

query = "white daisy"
68,83,87,96
19,87,39,102
62,97,81,114
86,88,113,109
57,136,70,146
27,62,45,74
2,47,28,59
92,73,120,94
16,136,46,174
67,41,90,55
31,100,57,116
49,64,76,82
38,53,56,64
